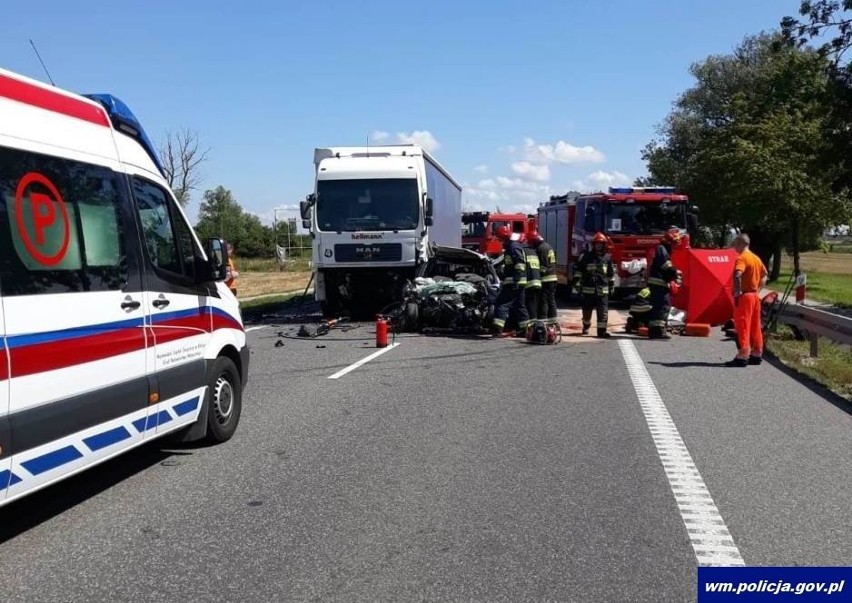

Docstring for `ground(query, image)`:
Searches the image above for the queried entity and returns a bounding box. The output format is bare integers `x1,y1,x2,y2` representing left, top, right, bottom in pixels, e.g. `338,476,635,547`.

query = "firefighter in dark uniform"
573,232,615,338
492,227,529,335
529,230,558,322
625,287,652,333
523,235,542,322
647,227,683,339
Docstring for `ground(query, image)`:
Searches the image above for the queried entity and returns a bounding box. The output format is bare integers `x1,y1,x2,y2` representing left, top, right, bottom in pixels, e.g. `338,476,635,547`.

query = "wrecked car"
391,245,502,333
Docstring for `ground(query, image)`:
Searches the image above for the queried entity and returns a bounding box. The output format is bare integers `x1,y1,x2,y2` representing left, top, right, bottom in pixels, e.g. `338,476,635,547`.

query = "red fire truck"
461,211,538,257
537,187,699,298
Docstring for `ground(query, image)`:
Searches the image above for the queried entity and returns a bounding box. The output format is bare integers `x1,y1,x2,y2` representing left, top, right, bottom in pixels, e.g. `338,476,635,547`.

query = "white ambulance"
0,67,248,507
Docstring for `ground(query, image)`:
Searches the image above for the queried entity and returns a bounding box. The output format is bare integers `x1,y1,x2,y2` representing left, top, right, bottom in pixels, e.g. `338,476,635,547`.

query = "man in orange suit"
726,233,768,367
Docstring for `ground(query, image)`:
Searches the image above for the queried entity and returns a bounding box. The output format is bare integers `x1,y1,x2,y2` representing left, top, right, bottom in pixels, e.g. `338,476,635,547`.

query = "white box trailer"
300,144,462,316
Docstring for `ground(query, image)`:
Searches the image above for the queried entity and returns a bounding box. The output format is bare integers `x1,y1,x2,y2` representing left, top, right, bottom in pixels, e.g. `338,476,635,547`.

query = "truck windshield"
316,178,419,232
604,202,687,235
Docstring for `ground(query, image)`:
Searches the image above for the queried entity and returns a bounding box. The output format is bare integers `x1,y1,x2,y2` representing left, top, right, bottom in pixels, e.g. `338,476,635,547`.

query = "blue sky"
2,0,795,223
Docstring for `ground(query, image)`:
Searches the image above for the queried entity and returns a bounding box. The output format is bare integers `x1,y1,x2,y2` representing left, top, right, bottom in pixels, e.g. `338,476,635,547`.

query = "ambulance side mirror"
206,237,229,281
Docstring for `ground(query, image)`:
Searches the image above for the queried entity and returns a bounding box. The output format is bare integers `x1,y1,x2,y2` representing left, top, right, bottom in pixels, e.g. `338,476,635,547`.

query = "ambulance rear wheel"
205,356,242,443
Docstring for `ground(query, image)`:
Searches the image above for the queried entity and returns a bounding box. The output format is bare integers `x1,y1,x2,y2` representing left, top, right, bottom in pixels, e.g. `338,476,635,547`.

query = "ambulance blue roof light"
84,93,166,178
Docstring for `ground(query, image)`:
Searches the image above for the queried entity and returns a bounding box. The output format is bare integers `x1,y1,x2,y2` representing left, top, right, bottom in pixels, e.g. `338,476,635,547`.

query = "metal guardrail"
774,302,852,357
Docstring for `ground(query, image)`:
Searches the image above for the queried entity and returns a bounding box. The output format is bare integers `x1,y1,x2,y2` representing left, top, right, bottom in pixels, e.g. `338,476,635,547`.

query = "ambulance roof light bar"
84,93,166,179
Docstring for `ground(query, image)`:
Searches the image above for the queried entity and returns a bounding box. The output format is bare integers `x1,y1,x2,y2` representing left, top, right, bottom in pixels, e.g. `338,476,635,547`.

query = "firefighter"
491,227,529,335
647,227,684,339
572,232,615,338
529,230,558,322
523,234,542,321
625,287,652,333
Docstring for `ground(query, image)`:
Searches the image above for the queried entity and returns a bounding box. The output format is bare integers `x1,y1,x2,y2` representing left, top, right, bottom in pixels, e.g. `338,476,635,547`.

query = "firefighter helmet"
529,230,543,244
592,232,607,244
495,225,510,240
664,227,683,246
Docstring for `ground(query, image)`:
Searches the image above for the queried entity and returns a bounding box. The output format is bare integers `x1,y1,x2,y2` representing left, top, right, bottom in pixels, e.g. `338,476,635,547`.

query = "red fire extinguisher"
375,315,388,348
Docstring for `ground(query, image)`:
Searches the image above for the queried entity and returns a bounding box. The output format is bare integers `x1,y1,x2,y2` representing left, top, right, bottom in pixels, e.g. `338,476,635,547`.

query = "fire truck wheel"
205,356,243,443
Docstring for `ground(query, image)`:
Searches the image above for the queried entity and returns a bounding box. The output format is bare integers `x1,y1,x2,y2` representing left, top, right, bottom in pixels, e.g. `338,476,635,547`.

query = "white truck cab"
301,145,462,316
0,68,248,507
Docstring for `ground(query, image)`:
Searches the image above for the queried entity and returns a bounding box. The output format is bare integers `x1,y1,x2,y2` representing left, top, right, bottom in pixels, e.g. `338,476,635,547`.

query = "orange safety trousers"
734,292,763,359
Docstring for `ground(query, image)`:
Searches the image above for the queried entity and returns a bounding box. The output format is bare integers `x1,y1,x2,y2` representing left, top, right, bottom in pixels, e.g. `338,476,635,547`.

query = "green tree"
194,186,279,258
195,186,245,243
635,32,850,279
781,1,852,66
782,1,852,194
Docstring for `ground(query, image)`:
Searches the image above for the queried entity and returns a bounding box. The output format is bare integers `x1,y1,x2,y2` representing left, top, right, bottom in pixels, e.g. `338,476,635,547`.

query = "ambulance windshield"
316,178,419,232
604,202,687,235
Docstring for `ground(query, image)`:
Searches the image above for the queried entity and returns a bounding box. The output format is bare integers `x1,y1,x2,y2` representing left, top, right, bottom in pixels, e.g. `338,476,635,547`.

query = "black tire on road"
404,302,419,332
205,356,242,443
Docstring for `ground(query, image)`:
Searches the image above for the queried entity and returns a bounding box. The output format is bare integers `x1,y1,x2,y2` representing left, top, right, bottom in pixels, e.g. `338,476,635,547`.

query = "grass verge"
236,257,311,272
770,250,852,307
766,325,852,401
772,270,852,308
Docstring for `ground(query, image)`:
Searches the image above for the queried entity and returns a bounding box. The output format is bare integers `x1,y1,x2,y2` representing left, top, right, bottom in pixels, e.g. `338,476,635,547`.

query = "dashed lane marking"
618,339,745,567
328,343,401,380
245,326,267,332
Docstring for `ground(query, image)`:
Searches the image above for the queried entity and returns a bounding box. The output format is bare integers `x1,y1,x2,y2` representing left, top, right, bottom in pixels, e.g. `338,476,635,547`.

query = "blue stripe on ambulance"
6,316,146,349
83,426,132,452
132,411,172,433
8,394,202,486
173,397,200,416
21,445,84,475
0,470,23,491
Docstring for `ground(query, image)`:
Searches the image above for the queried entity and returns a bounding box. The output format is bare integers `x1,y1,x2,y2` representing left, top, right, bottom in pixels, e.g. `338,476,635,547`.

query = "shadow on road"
0,442,197,543
649,361,728,368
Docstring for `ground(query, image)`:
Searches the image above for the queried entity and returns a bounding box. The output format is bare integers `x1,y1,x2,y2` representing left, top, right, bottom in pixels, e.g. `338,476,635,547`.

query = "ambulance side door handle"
152,294,170,309
121,295,141,311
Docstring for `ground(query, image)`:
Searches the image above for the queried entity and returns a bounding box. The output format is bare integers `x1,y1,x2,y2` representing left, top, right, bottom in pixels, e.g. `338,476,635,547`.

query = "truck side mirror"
300,200,310,219
206,237,228,281
425,216,434,226
425,197,434,217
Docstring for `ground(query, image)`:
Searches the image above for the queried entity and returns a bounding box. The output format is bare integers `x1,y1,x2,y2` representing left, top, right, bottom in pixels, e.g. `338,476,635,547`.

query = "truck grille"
333,243,403,262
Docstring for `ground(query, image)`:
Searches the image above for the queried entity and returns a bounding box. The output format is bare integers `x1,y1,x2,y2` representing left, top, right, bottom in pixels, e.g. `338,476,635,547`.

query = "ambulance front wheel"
205,356,242,443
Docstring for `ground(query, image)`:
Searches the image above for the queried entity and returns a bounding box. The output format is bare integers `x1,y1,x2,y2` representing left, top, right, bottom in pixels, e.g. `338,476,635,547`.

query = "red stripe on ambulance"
0,73,109,127
9,328,146,378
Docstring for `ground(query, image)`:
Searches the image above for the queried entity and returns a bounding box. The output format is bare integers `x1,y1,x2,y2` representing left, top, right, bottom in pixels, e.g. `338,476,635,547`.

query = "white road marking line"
618,339,745,567
328,343,401,380
245,326,267,332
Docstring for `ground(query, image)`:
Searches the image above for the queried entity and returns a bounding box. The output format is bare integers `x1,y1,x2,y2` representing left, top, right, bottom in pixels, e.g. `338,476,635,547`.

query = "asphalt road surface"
1,308,850,602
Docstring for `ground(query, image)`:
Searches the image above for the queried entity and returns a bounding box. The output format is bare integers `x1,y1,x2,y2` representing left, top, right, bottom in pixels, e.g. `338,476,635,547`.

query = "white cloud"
370,130,389,142
369,129,441,151
474,164,489,174
522,137,605,165
572,170,632,192
511,161,550,182
463,175,554,212
396,130,440,152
